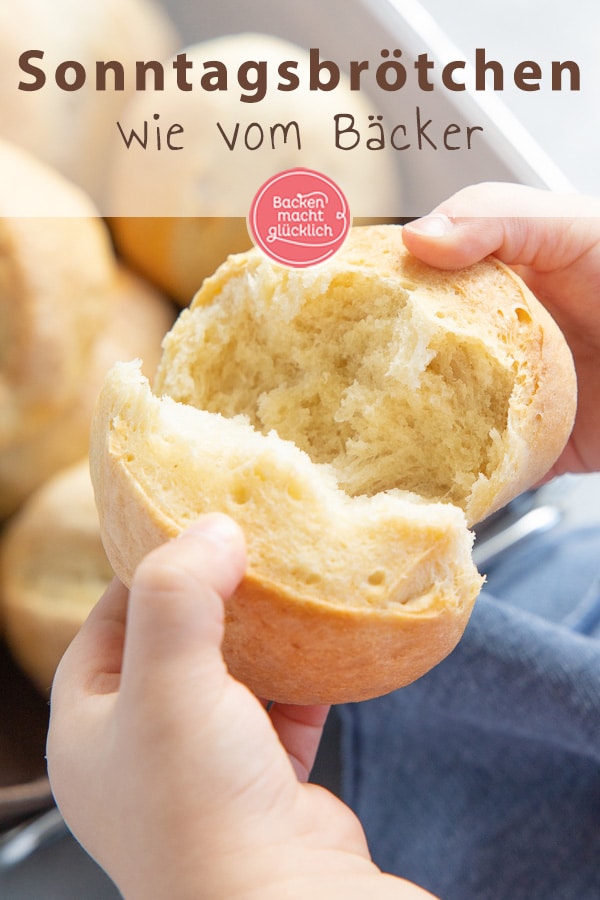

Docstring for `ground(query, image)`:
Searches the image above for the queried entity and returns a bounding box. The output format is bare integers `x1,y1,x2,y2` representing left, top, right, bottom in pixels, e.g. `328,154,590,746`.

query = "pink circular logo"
248,168,351,268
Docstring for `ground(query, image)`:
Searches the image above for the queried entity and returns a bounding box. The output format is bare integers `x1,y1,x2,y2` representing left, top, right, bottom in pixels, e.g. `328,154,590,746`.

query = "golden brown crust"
221,576,476,705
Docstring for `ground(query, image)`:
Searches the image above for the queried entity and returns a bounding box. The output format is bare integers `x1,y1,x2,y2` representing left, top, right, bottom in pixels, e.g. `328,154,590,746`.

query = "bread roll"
0,140,116,511
109,216,253,309
0,461,114,693
90,225,577,704
107,33,403,304
0,0,178,202
0,265,175,518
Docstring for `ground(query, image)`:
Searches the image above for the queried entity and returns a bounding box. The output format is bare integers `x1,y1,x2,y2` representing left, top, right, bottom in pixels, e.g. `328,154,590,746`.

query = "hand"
47,514,436,900
402,182,600,478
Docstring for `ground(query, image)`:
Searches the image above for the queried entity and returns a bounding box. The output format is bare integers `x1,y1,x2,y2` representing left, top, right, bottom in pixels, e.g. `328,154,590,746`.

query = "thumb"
120,513,247,706
402,182,600,271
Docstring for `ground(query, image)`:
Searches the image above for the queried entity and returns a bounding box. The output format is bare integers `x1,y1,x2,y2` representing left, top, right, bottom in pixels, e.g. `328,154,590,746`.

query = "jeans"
338,495,600,899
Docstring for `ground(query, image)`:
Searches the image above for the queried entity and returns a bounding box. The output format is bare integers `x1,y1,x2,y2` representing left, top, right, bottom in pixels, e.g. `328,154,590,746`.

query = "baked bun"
107,33,402,304
0,0,178,202
109,216,253,309
0,140,118,519
0,265,175,518
0,461,114,693
90,225,577,704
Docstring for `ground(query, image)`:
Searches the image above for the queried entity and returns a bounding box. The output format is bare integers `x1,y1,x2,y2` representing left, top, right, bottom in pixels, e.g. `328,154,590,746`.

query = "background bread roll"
0,140,115,506
0,461,114,693
0,0,178,202
109,216,253,309
0,135,177,519
90,225,577,704
107,33,403,304
0,266,175,518
0,267,174,687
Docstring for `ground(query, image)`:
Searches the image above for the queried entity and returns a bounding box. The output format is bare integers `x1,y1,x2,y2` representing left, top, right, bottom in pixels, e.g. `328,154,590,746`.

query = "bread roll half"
90,225,576,704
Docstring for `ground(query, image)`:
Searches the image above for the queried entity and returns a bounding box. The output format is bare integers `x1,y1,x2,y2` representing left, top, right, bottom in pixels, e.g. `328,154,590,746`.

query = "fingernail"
406,214,453,237
183,514,241,545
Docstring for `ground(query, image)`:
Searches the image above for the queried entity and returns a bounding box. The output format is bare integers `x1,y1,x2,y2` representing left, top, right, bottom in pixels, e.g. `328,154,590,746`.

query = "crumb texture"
156,234,533,513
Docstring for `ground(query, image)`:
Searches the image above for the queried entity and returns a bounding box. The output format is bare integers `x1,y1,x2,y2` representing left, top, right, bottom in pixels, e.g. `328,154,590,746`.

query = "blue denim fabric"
338,523,600,900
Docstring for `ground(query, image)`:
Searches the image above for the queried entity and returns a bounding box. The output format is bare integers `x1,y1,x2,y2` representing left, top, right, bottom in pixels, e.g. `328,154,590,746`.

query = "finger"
51,576,129,701
268,703,330,782
402,182,600,270
47,576,130,824
119,513,247,708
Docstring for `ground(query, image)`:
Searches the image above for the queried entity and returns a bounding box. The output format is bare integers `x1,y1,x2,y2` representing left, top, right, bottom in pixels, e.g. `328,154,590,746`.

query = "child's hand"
403,182,600,478
47,513,436,900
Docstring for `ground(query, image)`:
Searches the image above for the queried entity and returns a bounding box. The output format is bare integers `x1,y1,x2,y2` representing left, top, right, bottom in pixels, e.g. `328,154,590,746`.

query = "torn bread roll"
90,225,577,704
